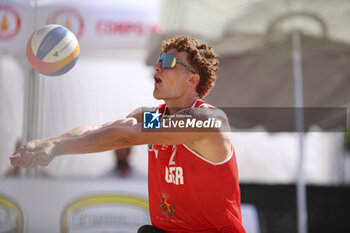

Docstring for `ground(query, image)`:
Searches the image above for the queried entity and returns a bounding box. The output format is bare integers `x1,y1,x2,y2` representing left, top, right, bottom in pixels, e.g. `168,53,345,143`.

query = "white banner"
0,0,160,53
0,0,33,53
0,178,150,233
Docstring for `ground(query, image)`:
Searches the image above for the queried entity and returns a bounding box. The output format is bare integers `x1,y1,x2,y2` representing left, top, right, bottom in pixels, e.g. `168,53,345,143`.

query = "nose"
154,62,162,72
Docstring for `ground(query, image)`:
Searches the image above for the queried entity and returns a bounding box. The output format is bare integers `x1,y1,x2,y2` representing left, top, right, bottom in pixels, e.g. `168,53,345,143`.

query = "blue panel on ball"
44,55,79,76
36,26,69,60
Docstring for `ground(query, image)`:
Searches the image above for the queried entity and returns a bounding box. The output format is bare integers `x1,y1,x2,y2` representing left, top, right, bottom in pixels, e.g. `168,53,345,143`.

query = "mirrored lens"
160,53,176,68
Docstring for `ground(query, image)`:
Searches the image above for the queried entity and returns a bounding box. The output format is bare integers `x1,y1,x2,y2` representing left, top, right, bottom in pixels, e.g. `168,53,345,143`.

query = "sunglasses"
157,53,196,74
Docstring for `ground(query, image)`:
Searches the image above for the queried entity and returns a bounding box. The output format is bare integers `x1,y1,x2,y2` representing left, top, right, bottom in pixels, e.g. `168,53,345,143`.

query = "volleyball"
26,24,80,76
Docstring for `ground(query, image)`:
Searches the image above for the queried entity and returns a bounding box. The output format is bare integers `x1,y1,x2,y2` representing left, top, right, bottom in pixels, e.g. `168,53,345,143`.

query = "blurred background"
0,0,349,233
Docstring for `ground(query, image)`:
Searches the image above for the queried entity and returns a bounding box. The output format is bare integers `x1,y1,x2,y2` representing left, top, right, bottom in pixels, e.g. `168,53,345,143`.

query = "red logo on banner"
0,5,21,40
95,20,159,36
47,8,84,39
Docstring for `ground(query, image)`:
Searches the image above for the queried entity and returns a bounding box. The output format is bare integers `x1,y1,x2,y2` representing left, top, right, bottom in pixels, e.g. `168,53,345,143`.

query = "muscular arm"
10,106,231,168
9,117,138,168
53,118,138,155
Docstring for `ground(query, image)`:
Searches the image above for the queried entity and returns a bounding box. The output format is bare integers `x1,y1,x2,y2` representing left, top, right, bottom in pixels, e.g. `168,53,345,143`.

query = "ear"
188,74,200,86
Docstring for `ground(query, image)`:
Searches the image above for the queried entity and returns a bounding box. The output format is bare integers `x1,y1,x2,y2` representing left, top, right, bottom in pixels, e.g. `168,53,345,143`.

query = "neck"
165,96,199,115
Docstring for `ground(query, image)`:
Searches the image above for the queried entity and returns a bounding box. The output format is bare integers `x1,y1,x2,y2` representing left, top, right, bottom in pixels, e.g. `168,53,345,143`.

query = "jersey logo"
160,193,176,217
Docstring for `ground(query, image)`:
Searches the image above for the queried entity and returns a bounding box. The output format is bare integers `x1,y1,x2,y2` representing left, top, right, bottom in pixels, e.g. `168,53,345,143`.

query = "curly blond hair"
161,35,219,99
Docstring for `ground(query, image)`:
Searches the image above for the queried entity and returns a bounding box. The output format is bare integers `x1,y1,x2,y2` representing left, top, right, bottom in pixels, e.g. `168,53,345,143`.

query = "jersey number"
169,145,177,165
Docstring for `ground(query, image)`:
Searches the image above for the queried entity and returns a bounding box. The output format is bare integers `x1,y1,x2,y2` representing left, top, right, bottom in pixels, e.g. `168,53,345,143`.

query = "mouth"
154,75,162,84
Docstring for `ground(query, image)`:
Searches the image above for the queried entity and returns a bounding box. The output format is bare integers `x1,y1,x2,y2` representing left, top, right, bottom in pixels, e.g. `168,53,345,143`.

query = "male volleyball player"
10,36,246,233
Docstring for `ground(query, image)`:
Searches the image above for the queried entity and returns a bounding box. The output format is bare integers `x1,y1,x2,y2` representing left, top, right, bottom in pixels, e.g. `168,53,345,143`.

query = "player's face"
153,49,195,101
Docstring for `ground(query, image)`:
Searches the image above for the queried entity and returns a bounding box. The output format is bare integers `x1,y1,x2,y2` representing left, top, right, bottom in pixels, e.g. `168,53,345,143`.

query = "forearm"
9,118,139,168
50,119,136,156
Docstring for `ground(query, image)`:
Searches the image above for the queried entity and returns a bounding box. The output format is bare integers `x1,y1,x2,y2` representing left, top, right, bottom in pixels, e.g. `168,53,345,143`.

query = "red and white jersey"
147,99,246,233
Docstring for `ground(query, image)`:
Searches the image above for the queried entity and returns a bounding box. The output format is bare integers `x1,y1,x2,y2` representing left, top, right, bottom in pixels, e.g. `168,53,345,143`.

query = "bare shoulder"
126,106,154,123
99,106,153,128
176,107,232,163
185,132,232,163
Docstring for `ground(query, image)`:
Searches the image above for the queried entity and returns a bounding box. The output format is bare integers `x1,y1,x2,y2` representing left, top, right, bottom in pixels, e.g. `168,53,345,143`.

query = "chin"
153,91,162,100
